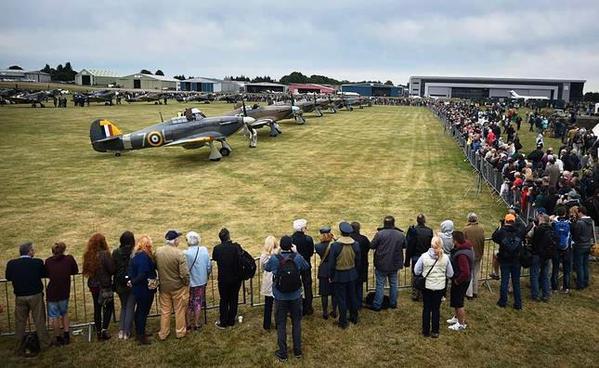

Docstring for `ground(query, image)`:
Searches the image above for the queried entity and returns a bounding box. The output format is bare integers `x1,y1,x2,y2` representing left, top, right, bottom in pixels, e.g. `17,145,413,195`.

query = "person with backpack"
529,214,556,302
492,214,525,310
291,219,315,316
315,226,337,320
447,231,473,331
184,231,211,332
405,214,434,302
328,222,361,329
112,231,135,340
570,206,594,290
264,235,310,361
212,228,243,329
551,208,572,293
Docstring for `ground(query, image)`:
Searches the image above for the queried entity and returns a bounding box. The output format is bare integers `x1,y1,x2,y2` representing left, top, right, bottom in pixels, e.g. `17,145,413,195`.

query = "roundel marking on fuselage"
147,131,164,146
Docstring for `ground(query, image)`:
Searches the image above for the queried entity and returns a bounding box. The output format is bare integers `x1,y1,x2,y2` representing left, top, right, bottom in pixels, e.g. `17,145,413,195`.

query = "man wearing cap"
492,214,525,310
328,222,361,329
265,235,310,361
291,219,315,316
370,216,406,311
155,230,190,340
463,213,485,299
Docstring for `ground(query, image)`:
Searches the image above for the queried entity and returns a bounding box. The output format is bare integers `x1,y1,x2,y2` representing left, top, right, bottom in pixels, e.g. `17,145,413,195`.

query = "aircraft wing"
249,118,275,129
163,131,225,149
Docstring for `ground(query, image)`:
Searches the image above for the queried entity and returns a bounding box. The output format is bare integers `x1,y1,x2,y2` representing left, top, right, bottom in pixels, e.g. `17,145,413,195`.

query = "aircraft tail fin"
90,119,124,152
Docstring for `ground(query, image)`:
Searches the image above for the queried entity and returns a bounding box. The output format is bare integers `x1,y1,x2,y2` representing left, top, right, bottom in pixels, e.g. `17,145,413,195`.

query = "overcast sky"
1,0,598,90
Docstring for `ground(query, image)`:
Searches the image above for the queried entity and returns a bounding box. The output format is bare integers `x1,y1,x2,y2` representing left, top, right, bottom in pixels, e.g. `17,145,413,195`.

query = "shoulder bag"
413,256,439,291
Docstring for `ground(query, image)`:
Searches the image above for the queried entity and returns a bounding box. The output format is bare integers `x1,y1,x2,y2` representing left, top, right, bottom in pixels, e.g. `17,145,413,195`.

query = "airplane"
126,92,170,104
74,90,118,106
6,89,62,107
508,90,550,101
176,92,213,103
89,107,256,161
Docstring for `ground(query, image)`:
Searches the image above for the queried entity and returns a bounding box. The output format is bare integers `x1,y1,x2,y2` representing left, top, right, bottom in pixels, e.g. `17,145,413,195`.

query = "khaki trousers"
158,287,189,339
15,293,50,353
467,258,482,297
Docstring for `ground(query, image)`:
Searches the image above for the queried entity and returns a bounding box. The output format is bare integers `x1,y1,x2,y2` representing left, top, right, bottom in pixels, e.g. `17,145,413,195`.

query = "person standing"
328,222,361,329
463,213,485,299
315,226,337,319
265,235,310,361
405,214,433,302
552,207,572,293
570,206,594,290
291,219,315,316
529,214,556,302
6,242,51,355
155,230,190,340
492,214,524,310
212,228,243,328
128,235,157,345
112,230,136,340
45,242,79,345
439,220,455,255
370,216,406,311
184,231,211,332
82,233,115,341
414,237,453,338
260,235,279,330
350,221,370,308
447,232,473,331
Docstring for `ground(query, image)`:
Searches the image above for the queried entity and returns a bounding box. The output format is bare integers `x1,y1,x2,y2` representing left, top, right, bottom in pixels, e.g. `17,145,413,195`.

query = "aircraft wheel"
210,157,221,162
219,147,231,156
115,152,121,157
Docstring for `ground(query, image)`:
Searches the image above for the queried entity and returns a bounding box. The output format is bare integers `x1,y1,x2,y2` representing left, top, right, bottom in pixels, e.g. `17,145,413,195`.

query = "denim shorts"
48,299,69,318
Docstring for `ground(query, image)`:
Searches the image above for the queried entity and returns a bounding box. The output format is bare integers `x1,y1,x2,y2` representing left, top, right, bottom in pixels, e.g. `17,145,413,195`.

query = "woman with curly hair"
82,233,115,341
128,235,157,345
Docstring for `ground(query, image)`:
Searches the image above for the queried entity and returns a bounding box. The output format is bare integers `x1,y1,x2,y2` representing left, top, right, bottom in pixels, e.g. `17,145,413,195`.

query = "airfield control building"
179,78,242,93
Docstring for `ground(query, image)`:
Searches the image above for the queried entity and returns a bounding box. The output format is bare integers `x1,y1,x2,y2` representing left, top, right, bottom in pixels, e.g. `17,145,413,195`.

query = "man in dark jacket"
405,214,433,301
291,219,315,316
350,221,370,308
492,214,525,310
5,242,51,355
529,214,555,301
328,222,361,329
448,232,473,331
212,228,242,328
570,206,594,289
370,216,406,311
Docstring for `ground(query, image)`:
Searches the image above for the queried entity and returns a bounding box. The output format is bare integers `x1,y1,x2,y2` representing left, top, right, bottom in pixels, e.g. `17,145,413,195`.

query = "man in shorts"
447,232,473,331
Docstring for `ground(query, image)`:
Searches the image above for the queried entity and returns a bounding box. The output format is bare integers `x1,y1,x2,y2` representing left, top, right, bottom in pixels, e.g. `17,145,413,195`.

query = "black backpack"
237,244,257,281
501,232,522,257
275,254,301,293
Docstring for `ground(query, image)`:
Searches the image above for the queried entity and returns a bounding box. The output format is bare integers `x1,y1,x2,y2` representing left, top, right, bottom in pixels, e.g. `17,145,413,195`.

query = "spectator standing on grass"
315,226,337,320
212,228,243,329
350,221,370,308
112,230,136,340
405,214,433,302
463,213,485,299
264,235,310,361
570,206,594,290
260,235,279,330
492,214,524,310
447,231,473,332
328,222,361,329
83,233,116,341
552,207,572,293
291,219,315,316
529,214,555,302
414,236,453,338
155,230,190,340
45,242,78,345
128,235,157,345
6,242,51,355
440,220,455,254
184,231,211,332
370,215,405,311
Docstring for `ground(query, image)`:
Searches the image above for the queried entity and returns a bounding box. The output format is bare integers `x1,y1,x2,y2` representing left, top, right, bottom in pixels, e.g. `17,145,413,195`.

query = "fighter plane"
126,92,170,104
509,90,550,101
6,89,60,107
89,108,256,161
176,92,213,103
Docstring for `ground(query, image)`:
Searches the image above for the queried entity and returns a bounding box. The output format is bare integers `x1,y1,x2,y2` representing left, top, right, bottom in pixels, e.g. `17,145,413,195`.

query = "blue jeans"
530,255,551,300
498,262,522,309
374,269,398,309
551,249,572,291
573,247,591,289
275,298,302,358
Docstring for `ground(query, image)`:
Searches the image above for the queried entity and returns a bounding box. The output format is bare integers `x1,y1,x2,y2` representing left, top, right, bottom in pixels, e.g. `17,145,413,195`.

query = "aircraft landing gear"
315,108,323,117
115,152,121,157
295,114,306,124
208,141,223,161
219,147,231,156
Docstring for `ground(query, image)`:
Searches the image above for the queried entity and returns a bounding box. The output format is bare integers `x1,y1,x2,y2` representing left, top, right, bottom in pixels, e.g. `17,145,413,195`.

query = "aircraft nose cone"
243,116,256,124
292,106,300,113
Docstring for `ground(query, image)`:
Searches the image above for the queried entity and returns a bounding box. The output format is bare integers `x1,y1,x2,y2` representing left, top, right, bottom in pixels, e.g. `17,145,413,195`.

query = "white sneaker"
448,322,467,331
446,316,458,325
117,331,123,339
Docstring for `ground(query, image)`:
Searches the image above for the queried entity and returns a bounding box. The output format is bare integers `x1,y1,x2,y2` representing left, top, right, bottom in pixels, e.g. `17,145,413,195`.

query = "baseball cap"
504,214,516,223
165,229,182,241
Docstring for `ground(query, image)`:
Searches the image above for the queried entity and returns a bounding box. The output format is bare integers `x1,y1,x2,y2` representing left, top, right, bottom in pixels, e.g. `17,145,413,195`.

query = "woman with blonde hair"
414,236,454,338
260,235,279,330
82,233,115,341
128,235,157,345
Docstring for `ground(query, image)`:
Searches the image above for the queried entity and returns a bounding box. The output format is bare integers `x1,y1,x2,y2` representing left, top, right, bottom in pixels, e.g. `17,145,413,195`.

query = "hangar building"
408,76,586,102
244,82,287,93
119,73,178,90
340,83,402,97
75,69,121,87
0,69,51,83
180,77,242,93
288,83,336,94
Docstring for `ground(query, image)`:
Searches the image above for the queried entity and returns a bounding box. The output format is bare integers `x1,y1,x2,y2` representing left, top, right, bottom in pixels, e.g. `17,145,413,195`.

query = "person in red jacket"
447,231,473,332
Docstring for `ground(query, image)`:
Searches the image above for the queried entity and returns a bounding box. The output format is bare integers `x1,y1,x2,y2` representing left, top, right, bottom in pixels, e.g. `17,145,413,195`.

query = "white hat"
293,219,307,232
186,231,201,246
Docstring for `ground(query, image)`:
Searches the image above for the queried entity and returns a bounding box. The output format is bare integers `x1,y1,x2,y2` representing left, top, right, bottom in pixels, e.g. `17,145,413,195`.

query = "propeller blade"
242,97,247,116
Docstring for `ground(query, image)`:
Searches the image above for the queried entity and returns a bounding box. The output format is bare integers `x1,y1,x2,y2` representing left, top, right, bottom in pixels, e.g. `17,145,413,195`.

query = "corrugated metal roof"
122,73,177,82
82,69,121,77
409,75,586,83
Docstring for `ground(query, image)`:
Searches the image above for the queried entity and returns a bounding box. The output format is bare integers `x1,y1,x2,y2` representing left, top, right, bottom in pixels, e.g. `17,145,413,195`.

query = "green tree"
384,80,394,86
8,65,23,70
140,69,152,74
155,70,164,76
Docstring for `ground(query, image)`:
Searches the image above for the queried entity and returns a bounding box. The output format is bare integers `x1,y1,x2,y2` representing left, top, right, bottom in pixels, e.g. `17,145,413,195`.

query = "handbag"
414,257,439,291
147,278,159,290
98,287,114,305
